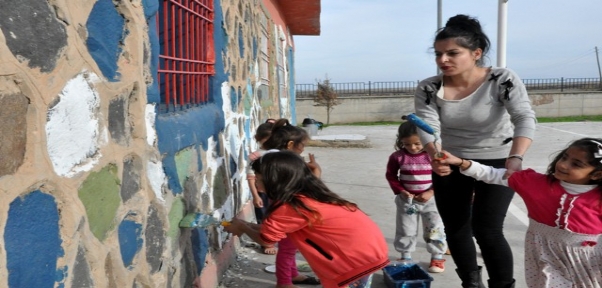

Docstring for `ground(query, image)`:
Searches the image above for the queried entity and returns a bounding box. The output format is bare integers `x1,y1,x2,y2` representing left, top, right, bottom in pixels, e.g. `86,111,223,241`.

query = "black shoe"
455,266,486,288
488,279,516,288
292,275,320,285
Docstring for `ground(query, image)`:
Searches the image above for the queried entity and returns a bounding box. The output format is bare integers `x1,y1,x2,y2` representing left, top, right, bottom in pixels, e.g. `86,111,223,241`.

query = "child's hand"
253,196,264,208
400,190,414,199
222,218,245,237
415,189,433,203
435,150,463,166
306,153,322,178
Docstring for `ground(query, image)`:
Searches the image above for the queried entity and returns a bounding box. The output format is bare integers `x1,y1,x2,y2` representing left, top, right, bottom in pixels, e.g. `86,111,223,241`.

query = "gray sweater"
414,67,536,159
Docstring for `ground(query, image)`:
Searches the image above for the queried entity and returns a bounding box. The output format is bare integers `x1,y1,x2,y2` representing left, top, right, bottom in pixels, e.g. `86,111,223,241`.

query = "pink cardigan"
509,169,602,234
260,196,389,288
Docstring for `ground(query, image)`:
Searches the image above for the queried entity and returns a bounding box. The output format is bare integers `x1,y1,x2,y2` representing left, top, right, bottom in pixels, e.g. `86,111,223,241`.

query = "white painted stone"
145,103,157,146
220,81,251,202
146,159,166,202
46,72,102,177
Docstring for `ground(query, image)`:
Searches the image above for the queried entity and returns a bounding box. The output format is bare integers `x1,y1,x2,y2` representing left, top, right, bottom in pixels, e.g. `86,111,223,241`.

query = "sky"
293,0,602,84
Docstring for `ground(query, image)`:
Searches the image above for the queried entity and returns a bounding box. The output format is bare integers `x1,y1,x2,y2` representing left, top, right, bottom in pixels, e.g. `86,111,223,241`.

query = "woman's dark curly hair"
434,14,491,66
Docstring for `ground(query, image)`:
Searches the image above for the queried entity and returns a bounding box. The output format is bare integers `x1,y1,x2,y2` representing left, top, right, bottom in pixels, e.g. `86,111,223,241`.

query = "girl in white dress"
440,137,602,288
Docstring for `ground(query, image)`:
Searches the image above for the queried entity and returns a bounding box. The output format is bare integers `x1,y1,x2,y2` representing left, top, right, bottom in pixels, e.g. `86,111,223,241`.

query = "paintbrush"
403,114,446,160
179,213,231,228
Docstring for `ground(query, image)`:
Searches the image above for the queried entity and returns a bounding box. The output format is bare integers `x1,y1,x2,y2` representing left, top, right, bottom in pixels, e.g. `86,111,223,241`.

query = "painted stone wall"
0,0,297,287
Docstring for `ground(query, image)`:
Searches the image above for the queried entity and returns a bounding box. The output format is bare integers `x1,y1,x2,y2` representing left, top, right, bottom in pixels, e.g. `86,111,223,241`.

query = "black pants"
433,158,514,283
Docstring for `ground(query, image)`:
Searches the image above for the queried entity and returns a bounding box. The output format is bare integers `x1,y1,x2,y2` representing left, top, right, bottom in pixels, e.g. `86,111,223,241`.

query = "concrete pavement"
220,121,602,288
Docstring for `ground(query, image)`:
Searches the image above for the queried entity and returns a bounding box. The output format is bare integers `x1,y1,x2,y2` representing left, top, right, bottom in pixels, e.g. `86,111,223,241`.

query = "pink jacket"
260,196,389,287
509,169,602,234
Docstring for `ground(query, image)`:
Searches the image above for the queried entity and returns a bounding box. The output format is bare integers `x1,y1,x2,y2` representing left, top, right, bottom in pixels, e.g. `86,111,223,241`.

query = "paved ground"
220,121,602,288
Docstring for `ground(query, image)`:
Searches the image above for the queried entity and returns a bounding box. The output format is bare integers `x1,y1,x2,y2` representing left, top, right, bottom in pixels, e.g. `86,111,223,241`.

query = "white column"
437,0,442,74
497,0,509,67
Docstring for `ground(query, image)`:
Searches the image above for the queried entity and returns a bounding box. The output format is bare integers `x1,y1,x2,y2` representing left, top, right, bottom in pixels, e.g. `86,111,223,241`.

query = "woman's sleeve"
260,205,308,244
502,69,537,140
414,79,441,146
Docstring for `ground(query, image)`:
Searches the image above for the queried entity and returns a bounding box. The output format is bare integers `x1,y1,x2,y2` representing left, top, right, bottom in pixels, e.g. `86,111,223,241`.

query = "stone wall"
0,0,300,287
296,92,602,124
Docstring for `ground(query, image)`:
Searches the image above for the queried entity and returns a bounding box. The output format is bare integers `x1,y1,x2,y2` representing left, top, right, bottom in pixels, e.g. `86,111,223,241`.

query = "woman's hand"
504,157,523,179
431,159,452,176
222,218,247,237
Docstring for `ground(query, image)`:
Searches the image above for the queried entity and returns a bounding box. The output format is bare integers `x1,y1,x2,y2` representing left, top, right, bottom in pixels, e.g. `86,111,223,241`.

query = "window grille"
158,0,215,110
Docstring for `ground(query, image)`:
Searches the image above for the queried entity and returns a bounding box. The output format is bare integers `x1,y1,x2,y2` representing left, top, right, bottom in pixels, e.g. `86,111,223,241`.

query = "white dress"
525,219,601,288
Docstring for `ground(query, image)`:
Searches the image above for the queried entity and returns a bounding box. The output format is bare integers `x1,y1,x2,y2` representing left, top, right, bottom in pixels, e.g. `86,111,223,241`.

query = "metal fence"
296,78,602,98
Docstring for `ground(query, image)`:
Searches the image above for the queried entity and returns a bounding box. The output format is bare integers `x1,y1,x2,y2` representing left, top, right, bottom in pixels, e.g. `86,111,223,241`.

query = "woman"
414,14,537,288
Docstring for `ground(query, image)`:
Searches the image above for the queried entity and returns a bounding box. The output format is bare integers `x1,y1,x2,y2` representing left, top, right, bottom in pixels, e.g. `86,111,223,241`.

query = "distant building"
0,0,319,287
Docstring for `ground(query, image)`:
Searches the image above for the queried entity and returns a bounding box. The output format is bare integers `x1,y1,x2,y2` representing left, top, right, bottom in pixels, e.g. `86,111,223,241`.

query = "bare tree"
313,75,341,125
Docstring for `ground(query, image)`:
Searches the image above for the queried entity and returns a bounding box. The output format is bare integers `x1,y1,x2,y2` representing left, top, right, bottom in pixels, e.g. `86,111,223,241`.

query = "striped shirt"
385,149,433,194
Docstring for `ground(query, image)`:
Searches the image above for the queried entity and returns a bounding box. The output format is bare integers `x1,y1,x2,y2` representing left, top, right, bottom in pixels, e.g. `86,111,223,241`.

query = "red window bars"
158,0,215,109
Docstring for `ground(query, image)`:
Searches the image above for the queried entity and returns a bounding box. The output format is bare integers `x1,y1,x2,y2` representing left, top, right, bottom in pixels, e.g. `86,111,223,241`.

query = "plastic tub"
382,263,434,288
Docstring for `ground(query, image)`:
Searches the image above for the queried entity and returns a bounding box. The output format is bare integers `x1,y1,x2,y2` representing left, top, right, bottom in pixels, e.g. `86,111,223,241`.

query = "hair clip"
589,140,602,163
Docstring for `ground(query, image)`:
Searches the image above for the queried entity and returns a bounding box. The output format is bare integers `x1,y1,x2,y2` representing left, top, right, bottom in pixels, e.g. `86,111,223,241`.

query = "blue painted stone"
190,228,209,274
155,105,224,194
141,0,159,18
146,14,161,103
252,37,258,59
211,0,227,105
237,86,242,110
229,155,237,176
55,266,68,288
118,217,143,268
86,0,125,82
5,191,62,288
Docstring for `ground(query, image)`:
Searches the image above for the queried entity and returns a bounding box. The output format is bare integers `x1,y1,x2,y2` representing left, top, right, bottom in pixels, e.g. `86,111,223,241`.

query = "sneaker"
428,259,445,273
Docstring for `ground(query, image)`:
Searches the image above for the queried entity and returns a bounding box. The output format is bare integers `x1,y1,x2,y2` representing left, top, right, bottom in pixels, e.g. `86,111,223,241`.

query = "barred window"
158,0,215,111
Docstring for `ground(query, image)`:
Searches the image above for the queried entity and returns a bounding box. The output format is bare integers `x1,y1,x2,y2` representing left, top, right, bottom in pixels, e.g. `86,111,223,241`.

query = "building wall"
296,92,602,124
0,0,298,287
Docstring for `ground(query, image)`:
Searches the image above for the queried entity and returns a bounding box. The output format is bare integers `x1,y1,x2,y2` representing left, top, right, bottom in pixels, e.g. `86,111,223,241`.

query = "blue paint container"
382,263,434,288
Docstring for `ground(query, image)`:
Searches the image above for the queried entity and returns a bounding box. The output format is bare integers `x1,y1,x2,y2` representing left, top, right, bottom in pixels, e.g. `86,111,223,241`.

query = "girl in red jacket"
224,150,390,288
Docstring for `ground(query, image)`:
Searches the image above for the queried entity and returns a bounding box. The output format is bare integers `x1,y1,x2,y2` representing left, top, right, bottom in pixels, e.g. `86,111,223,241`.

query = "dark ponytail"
262,118,309,150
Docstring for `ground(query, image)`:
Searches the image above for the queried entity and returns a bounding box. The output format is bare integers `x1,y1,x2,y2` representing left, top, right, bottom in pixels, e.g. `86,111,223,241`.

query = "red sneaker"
428,259,445,273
